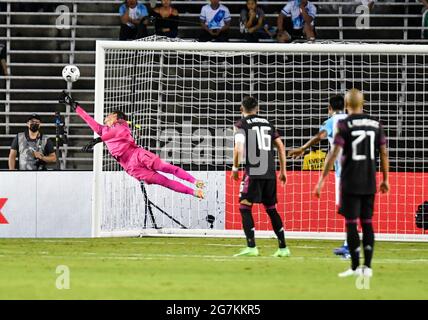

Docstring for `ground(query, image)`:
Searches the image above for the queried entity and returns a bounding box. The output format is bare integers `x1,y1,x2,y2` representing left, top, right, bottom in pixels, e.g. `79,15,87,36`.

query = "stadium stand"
0,0,427,169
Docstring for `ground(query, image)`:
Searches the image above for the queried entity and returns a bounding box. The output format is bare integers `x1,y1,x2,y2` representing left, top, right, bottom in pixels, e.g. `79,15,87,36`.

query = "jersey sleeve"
319,118,332,136
10,134,18,150
240,9,248,24
223,6,231,22
76,106,104,136
234,119,244,129
258,8,265,19
138,4,148,17
234,119,246,144
307,3,317,19
200,6,207,22
281,3,292,16
378,121,387,147
333,120,347,148
272,125,281,140
119,4,126,16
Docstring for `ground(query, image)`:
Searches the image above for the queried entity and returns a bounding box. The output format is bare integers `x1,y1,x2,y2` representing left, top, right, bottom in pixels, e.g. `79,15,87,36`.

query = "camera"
55,111,68,146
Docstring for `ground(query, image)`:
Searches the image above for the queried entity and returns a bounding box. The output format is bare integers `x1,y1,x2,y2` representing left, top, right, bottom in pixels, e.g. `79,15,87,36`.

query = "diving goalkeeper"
59,91,205,199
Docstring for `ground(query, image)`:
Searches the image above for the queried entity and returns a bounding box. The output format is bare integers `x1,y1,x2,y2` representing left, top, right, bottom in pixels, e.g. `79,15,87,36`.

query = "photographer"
8,114,56,170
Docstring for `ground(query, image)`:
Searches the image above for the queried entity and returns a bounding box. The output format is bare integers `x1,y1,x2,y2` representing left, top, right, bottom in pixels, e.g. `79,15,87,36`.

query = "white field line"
130,241,326,249
29,240,89,243
2,250,428,264
130,241,428,251
41,254,428,264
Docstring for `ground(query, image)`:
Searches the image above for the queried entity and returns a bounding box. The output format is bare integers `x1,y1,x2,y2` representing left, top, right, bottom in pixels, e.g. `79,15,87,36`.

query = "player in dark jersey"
231,96,289,257
314,89,390,278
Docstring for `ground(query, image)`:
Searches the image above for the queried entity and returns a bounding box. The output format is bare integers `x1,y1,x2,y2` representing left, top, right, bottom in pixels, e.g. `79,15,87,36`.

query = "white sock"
343,240,348,247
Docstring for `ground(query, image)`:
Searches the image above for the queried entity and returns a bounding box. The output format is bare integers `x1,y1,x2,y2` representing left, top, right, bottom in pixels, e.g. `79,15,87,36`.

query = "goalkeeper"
59,91,205,199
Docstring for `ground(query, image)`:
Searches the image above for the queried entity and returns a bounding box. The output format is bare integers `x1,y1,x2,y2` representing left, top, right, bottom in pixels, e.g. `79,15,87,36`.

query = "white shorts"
335,175,341,206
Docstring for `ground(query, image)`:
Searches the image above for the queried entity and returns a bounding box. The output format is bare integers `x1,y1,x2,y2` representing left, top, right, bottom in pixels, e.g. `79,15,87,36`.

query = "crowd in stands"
117,0,428,42
119,0,320,42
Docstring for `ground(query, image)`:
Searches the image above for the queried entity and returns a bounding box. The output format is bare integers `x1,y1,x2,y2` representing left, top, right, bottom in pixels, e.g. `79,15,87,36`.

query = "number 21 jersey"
333,114,387,195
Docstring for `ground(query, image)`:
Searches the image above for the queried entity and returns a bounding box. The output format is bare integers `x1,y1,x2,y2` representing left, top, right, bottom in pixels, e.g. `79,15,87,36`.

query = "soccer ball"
62,65,80,83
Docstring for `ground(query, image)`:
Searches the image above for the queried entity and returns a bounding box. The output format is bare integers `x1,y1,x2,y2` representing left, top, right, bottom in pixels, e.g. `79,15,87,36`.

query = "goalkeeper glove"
81,137,102,152
59,90,79,111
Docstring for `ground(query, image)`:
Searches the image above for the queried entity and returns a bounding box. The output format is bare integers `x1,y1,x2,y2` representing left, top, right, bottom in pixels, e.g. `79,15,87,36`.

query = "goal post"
93,38,428,241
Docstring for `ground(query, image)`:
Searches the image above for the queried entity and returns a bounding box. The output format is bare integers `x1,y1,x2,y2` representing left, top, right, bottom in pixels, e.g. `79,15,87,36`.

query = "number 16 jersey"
234,115,280,180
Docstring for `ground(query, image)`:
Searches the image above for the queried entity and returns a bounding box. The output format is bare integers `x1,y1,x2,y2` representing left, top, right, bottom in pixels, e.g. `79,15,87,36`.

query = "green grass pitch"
1,237,428,300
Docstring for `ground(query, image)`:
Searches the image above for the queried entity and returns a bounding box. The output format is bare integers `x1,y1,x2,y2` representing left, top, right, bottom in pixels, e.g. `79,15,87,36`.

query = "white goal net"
93,38,428,241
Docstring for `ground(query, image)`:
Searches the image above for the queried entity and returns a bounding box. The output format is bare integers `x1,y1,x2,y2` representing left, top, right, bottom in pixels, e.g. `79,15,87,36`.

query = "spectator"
153,0,179,38
263,24,278,40
240,0,265,42
8,114,56,170
0,43,7,76
199,0,231,42
119,0,150,40
360,0,375,11
277,0,317,43
421,0,428,9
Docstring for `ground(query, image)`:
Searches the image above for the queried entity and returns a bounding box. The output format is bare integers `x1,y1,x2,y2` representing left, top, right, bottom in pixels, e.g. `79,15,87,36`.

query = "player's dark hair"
329,95,344,111
241,96,258,112
113,110,127,121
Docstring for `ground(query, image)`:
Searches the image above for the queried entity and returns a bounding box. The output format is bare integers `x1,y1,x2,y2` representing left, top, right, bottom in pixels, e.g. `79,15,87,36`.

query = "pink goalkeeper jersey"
76,106,137,160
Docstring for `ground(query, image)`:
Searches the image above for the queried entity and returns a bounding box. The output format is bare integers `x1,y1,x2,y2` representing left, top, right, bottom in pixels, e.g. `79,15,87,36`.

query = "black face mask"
29,124,40,132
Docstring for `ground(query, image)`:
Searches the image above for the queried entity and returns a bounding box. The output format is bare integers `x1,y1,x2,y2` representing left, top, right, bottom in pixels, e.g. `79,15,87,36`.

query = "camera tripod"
140,182,188,229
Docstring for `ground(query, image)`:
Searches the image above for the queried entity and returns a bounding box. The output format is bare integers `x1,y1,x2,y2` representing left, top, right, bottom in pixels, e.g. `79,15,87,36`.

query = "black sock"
265,205,286,249
346,220,360,270
361,219,375,268
240,204,255,248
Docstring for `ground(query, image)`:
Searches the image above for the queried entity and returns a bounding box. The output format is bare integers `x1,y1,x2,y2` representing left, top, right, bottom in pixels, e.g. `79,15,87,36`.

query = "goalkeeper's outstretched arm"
82,137,103,152
58,90,104,136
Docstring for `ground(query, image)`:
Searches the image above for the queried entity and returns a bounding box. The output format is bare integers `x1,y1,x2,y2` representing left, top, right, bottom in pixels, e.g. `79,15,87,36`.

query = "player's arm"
231,126,245,181
59,90,104,136
120,8,130,25
8,149,17,170
82,137,103,152
277,11,287,34
220,11,231,33
288,130,327,158
1,58,8,76
34,139,57,164
273,137,287,185
378,122,390,193
34,151,56,164
300,0,314,25
314,144,342,198
379,144,390,193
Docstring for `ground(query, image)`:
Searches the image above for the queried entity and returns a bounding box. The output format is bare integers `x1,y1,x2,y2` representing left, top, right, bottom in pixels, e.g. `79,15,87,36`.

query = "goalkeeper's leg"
152,158,205,188
145,173,204,199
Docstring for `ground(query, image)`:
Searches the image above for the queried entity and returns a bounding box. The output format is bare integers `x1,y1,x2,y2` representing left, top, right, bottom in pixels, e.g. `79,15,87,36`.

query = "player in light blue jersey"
288,95,350,258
